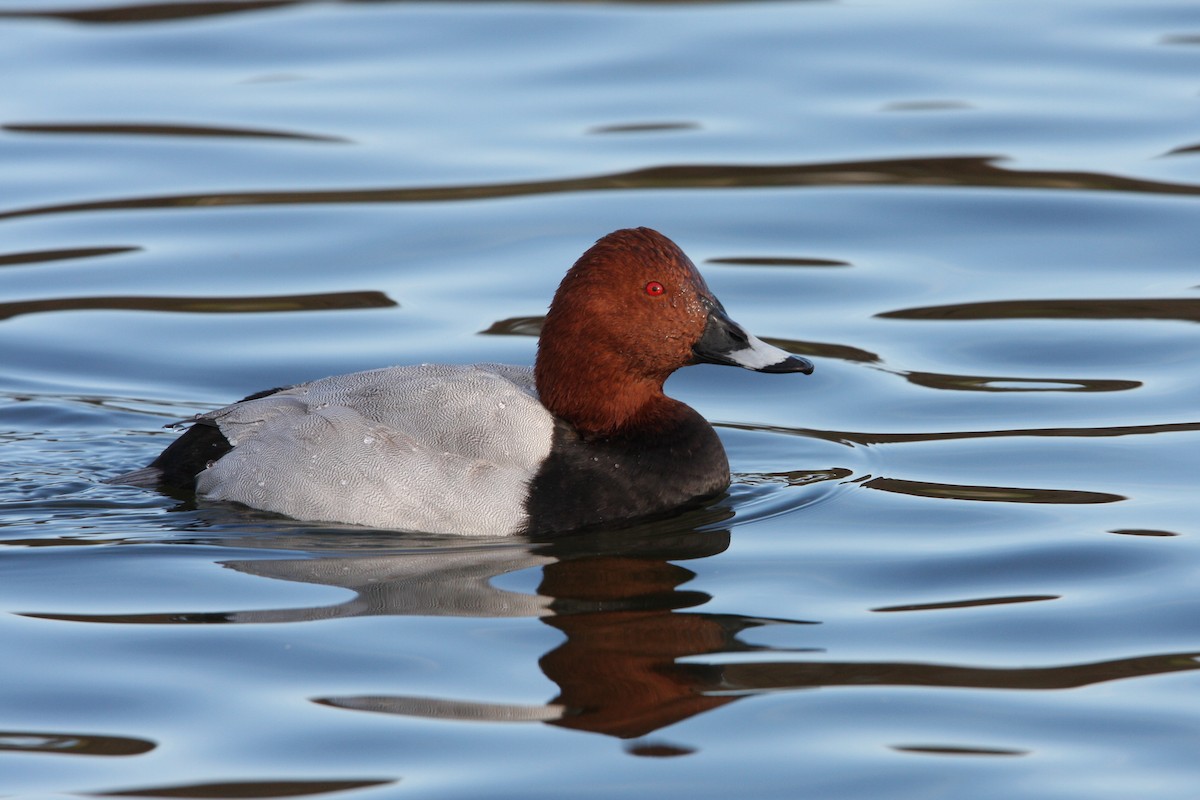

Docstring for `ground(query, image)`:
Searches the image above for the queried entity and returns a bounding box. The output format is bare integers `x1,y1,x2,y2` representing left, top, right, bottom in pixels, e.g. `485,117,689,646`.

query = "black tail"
109,419,233,493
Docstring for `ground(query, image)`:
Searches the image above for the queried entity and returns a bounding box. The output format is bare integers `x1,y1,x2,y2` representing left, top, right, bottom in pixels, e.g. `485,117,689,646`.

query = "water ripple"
862,476,1124,505
3,156,1198,222
745,420,1200,447
0,291,395,321
5,121,348,143
90,778,397,798
0,730,154,757
880,298,1200,324
0,246,140,268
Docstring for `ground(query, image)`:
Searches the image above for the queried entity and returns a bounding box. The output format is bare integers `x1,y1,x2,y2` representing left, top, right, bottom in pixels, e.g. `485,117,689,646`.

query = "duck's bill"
692,305,815,375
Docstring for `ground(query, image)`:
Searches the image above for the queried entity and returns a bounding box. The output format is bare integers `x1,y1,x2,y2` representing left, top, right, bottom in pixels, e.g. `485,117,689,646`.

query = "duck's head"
535,227,813,435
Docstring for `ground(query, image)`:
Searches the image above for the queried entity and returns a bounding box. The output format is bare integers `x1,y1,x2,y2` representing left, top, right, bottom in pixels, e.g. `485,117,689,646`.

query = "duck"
112,227,813,535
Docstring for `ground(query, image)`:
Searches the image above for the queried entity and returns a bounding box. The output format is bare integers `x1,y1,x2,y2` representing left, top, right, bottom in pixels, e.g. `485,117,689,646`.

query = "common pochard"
114,228,813,534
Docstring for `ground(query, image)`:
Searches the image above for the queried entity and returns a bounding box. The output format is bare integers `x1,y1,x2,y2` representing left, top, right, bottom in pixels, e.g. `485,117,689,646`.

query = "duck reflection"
28,512,1200,745
535,529,779,739
293,519,819,741
304,521,779,740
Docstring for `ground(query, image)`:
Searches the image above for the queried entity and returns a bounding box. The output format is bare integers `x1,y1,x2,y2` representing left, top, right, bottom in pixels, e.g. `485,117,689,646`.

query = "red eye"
645,281,666,297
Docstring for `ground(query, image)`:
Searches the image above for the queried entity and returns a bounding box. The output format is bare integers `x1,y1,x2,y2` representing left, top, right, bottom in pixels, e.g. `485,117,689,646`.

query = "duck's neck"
535,351,677,439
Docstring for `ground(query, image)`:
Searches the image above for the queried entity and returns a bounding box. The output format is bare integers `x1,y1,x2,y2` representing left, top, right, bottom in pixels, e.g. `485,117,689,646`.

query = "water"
3,0,1200,797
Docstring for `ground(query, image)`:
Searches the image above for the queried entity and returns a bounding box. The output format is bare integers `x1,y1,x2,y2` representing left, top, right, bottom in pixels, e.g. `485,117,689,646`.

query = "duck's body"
114,228,813,535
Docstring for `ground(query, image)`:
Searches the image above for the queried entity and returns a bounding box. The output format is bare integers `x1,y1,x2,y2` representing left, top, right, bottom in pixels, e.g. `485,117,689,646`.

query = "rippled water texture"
3,0,1200,797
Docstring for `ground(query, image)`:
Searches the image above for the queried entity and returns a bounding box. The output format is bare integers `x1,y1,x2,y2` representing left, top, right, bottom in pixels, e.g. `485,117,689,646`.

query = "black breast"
523,410,730,535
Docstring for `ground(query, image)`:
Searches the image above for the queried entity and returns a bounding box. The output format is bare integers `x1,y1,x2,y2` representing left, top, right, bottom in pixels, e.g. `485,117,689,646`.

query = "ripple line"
0,246,139,267
0,291,396,320
873,594,1060,613
724,420,1200,446
0,0,298,24
880,297,1200,324
3,156,1198,222
5,121,348,143
90,778,396,797
862,476,1123,504
892,744,1027,757
0,730,154,757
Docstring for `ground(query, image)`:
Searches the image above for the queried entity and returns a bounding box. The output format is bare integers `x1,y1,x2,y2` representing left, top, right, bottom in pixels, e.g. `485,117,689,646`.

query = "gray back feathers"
195,364,555,535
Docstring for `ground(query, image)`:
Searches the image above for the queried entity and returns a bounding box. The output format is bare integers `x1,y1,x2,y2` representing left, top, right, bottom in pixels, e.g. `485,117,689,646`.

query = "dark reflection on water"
735,420,1200,448
862,476,1124,505
24,521,1200,745
1162,142,1200,157
0,291,395,321
480,316,545,338
0,0,810,25
706,256,851,268
624,741,695,758
891,745,1027,757
0,730,154,757
92,778,396,798
0,246,140,268
589,121,702,135
901,372,1140,393
873,595,1059,613
880,100,974,112
881,298,1200,324
0,0,301,24
774,338,882,365
4,156,1198,222
1161,34,1200,46
5,122,348,144
711,652,1200,692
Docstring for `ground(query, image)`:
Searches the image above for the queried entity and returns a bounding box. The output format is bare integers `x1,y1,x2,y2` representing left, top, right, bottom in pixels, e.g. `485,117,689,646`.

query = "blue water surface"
2,0,1200,797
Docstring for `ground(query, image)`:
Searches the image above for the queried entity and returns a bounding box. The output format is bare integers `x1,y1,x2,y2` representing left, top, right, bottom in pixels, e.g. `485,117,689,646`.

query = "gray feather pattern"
194,364,555,535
